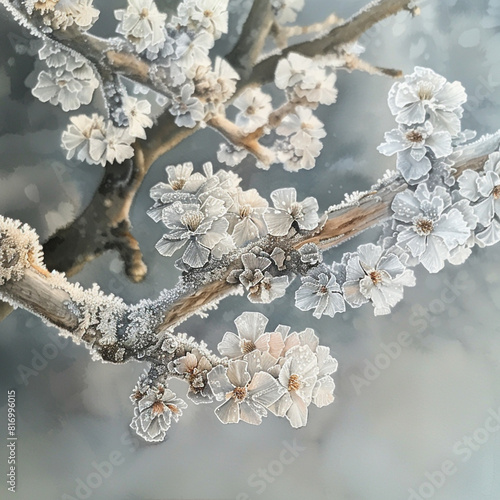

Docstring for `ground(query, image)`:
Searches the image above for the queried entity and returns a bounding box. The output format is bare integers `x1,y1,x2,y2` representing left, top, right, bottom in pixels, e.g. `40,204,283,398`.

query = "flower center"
262,279,273,291
246,105,256,115
170,178,187,190
414,217,434,236
180,210,204,231
151,400,165,416
289,202,303,219
493,185,500,200
319,285,328,294
241,339,256,355
204,9,213,17
232,387,247,401
418,83,434,101
166,403,180,414
370,270,383,285
239,204,252,218
288,374,301,392
132,390,144,401
57,80,67,87
140,8,149,18
406,130,424,143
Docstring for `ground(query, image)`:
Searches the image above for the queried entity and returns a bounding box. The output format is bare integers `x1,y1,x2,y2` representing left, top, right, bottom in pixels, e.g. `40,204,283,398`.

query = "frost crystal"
0,216,43,285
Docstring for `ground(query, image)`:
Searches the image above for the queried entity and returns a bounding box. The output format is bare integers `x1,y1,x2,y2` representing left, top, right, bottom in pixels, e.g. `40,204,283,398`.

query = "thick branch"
0,0,420,314
225,0,274,79
1,140,493,340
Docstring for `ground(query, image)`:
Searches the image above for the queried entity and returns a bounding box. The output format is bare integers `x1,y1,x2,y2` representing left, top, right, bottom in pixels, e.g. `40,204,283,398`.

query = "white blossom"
38,41,67,68
123,96,153,139
458,151,500,245
392,184,473,273
263,187,319,236
174,31,214,77
295,265,346,318
169,83,205,128
212,57,239,101
50,0,100,31
130,385,187,442
226,189,268,246
378,121,452,184
228,253,271,289
115,0,167,54
248,272,289,304
277,106,326,153
88,123,135,166
175,0,229,38
217,142,248,167
387,66,467,136
170,349,213,403
61,113,106,163
155,197,229,268
218,311,270,359
268,345,318,428
32,58,98,112
207,359,285,425
233,88,272,133
343,243,416,315
275,53,315,90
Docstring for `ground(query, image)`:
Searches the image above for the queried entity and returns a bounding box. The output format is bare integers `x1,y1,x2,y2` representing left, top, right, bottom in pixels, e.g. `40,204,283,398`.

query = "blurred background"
2,0,500,499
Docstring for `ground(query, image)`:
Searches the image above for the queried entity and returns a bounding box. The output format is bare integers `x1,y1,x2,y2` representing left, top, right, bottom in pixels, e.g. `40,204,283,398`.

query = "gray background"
2,0,500,499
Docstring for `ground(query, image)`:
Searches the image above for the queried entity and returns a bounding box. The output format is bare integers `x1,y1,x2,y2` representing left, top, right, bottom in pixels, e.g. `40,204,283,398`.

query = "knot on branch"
0,215,45,285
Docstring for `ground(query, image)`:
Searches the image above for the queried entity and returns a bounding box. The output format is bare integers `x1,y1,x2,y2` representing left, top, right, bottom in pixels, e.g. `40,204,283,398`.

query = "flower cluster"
271,53,336,171
210,312,337,428
130,378,187,442
378,67,467,184
36,0,100,31
149,162,268,268
32,52,99,112
149,164,323,270
227,249,290,304
61,114,135,166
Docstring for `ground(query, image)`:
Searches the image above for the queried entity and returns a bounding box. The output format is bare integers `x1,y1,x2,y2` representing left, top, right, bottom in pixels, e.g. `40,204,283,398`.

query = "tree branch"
0,0,420,303
244,0,418,87
1,134,495,341
225,0,274,79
